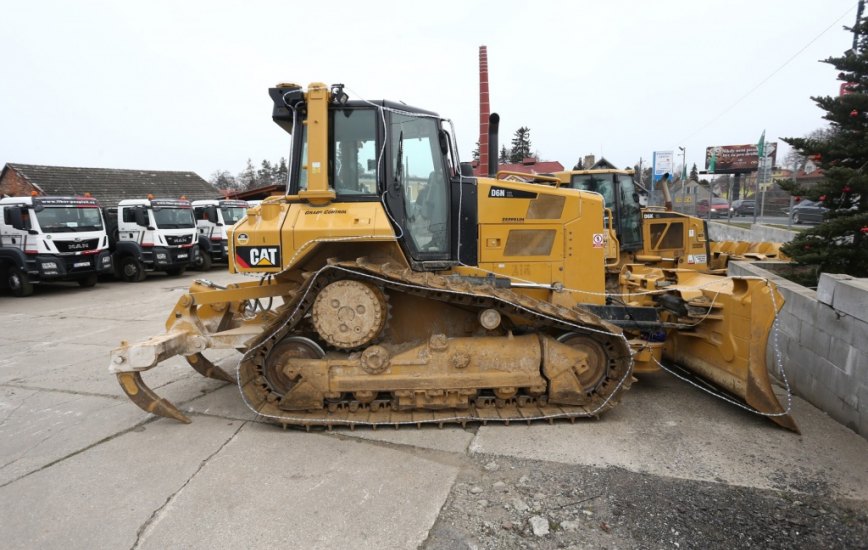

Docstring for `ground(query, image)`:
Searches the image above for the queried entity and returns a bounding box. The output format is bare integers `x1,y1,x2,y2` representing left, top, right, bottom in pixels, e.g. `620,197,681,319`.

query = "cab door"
385,112,451,265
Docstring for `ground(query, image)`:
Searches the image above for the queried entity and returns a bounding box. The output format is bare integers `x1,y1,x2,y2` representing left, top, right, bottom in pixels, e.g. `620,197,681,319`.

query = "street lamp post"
678,146,686,213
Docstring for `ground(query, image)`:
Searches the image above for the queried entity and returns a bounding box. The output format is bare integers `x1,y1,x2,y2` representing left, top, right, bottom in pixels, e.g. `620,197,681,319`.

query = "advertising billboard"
705,143,777,174
653,150,673,182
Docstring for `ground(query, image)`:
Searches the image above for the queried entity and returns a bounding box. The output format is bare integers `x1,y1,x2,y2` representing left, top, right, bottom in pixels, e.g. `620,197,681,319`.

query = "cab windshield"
220,207,246,225
35,207,104,233
569,174,615,209
153,207,195,229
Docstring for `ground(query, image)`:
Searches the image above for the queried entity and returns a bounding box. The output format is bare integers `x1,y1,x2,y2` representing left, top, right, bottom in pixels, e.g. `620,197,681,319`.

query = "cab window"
391,113,449,254
332,109,378,195
570,174,615,210
616,175,643,247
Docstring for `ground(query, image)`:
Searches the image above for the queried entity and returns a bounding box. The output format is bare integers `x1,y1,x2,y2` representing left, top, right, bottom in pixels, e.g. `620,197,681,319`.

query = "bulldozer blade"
664,276,799,433
185,353,236,383
115,372,191,424
746,367,799,433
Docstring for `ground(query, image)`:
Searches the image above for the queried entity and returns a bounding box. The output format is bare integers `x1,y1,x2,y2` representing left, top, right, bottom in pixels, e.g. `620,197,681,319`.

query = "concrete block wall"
728,262,868,438
708,221,798,243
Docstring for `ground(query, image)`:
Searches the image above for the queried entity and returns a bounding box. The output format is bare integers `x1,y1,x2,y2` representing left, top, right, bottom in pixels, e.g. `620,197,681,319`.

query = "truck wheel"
119,256,146,282
8,266,34,297
166,266,186,277
193,250,212,271
78,273,98,288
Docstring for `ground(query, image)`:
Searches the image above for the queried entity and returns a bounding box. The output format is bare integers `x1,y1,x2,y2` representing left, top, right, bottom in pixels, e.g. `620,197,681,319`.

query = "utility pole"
753,131,765,224
787,159,797,228
707,149,717,221
638,157,644,188
678,146,687,213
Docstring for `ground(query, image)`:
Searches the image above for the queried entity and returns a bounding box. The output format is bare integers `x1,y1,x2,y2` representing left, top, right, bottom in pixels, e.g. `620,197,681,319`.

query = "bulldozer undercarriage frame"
113,259,635,429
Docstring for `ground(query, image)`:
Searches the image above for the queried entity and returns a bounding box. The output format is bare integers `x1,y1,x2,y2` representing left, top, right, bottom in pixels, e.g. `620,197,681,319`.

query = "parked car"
786,199,827,224
697,198,731,218
731,199,755,217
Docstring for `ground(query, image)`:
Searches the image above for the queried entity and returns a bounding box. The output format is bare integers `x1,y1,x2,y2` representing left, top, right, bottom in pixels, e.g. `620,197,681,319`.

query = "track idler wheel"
556,333,610,392
262,336,326,396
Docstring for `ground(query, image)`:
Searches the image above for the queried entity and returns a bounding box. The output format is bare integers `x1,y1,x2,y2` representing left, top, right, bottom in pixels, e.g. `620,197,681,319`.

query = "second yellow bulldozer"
109,82,796,432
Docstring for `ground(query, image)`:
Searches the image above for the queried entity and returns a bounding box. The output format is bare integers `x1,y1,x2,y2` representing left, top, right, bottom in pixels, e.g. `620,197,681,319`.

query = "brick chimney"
478,46,490,174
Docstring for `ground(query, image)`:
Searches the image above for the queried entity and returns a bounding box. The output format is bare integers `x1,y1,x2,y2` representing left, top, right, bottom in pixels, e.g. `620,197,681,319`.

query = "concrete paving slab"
0,373,230,485
1,343,107,383
182,383,260,422
154,372,231,409
18,347,237,397
135,422,458,550
0,313,136,346
470,372,868,501
2,345,196,394
0,415,242,550
326,425,476,455
0,386,142,486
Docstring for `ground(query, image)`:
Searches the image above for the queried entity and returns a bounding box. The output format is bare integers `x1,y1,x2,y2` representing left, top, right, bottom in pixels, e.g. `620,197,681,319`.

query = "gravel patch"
423,454,868,549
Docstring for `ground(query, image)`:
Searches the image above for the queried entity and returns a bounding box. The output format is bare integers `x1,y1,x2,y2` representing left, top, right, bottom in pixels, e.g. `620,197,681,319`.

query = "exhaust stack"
488,113,500,177
660,173,673,210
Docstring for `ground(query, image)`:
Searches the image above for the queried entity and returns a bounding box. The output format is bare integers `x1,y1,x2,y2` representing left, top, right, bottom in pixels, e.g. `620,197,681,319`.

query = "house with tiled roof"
471,157,564,179
0,163,220,207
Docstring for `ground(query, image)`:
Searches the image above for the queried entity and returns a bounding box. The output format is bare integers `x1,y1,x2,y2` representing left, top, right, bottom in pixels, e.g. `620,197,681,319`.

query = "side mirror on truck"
7,206,30,231
134,207,149,228
7,207,24,229
206,206,219,224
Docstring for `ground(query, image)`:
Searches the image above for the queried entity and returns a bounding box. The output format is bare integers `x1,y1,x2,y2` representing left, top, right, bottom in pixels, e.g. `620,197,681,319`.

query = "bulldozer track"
236,259,634,428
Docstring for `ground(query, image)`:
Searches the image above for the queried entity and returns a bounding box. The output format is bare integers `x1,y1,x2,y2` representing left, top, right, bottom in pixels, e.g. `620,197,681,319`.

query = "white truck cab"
104,197,199,281
0,195,113,296
191,199,248,269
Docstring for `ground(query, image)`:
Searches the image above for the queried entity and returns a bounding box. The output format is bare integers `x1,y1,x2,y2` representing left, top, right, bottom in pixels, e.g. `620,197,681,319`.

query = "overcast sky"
1,0,859,181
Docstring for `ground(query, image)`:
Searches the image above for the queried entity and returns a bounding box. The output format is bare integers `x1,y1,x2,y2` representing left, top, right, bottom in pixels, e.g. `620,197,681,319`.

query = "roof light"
31,191,39,197
147,193,155,200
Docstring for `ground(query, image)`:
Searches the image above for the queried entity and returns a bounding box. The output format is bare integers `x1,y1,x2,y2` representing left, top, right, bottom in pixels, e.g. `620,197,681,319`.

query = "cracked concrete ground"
0,272,866,549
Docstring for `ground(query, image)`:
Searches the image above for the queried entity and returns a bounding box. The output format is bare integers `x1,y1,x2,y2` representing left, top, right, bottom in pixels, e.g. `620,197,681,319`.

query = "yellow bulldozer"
109,82,796,432
505,168,788,276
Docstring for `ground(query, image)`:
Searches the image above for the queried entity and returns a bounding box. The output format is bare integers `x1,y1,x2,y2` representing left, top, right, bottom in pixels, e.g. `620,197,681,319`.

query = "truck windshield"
220,207,246,225
153,207,195,229
35,207,104,233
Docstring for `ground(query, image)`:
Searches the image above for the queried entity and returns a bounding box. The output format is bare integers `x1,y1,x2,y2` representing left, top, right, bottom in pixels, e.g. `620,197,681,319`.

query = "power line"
678,3,858,145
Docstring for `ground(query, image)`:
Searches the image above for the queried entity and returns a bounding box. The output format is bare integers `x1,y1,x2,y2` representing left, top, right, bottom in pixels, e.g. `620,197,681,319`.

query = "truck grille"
55,238,99,253
165,235,193,246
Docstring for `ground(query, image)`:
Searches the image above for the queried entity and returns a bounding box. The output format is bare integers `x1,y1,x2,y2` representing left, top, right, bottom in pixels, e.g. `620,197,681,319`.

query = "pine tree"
472,141,480,161
499,146,509,164
573,158,584,170
780,17,868,277
276,157,288,184
237,159,257,190
689,163,699,182
509,127,532,163
257,160,274,186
